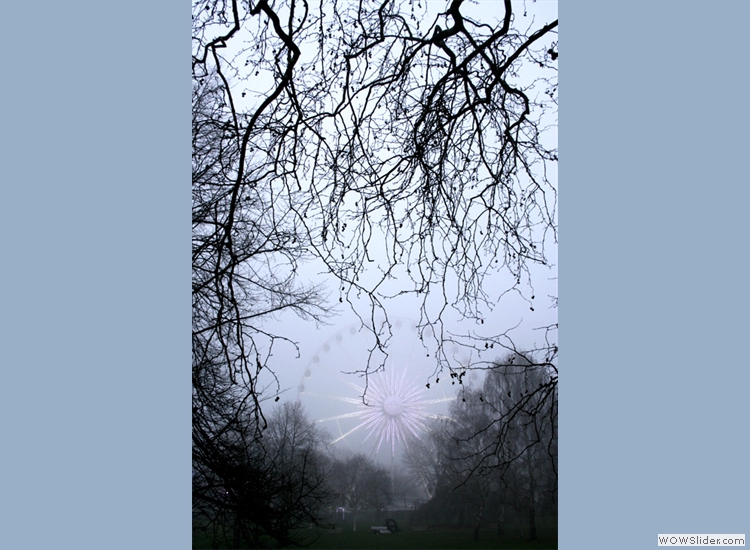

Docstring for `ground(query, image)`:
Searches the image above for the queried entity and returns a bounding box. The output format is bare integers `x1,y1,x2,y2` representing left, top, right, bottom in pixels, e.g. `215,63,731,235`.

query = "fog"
217,1,558,464
192,0,558,544
262,250,557,466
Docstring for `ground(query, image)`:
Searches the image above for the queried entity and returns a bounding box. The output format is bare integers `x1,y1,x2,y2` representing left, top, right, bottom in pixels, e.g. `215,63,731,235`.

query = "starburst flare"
321,368,453,458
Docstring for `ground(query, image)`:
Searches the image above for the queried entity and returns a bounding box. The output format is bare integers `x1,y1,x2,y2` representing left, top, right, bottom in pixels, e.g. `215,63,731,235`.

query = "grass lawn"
307,520,557,549
194,517,557,549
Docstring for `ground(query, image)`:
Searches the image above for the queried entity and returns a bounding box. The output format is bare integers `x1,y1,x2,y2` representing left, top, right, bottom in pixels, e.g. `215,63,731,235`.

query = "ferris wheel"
297,317,471,463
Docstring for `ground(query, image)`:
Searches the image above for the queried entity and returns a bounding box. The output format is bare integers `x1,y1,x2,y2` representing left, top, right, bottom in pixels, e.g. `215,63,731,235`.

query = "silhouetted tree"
480,354,557,539
452,353,557,539
192,0,558,408
193,400,333,548
410,353,556,540
391,466,422,512
329,454,392,531
193,75,331,438
451,388,500,539
193,1,558,540
402,419,443,500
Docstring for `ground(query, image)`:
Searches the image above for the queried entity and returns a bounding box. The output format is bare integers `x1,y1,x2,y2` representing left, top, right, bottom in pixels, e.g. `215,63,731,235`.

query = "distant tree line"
194,352,555,547
327,453,393,532
193,1,557,544
405,353,557,541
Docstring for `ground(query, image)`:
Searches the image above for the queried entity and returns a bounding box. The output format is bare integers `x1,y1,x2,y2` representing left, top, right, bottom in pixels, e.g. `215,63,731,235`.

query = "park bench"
370,519,400,534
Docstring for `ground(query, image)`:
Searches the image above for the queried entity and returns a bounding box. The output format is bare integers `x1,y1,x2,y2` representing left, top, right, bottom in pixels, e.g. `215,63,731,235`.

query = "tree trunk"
232,510,242,549
497,504,505,535
527,454,537,541
472,502,485,541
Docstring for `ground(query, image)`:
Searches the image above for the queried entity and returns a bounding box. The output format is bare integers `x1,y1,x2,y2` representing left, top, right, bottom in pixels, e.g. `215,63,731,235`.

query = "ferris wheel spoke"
316,410,368,423
329,420,369,445
421,396,455,405
422,413,454,422
300,391,363,406
299,318,457,461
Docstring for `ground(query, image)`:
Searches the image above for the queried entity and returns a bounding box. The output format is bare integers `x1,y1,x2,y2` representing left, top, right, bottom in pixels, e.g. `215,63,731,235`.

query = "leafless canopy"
193,0,557,432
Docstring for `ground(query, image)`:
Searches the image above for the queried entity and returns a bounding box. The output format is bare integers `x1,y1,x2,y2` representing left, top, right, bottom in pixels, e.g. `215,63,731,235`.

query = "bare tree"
450,353,557,539
193,399,333,548
192,0,557,406
391,466,422,512
482,355,557,540
192,3,557,538
193,72,334,545
475,355,557,473
329,453,393,531
407,353,556,539
439,387,498,540
193,73,332,440
402,420,444,500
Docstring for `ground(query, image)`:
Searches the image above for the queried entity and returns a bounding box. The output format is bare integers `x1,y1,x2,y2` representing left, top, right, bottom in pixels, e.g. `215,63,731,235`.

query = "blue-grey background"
1,0,190,547
563,1,750,547
1,1,747,549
